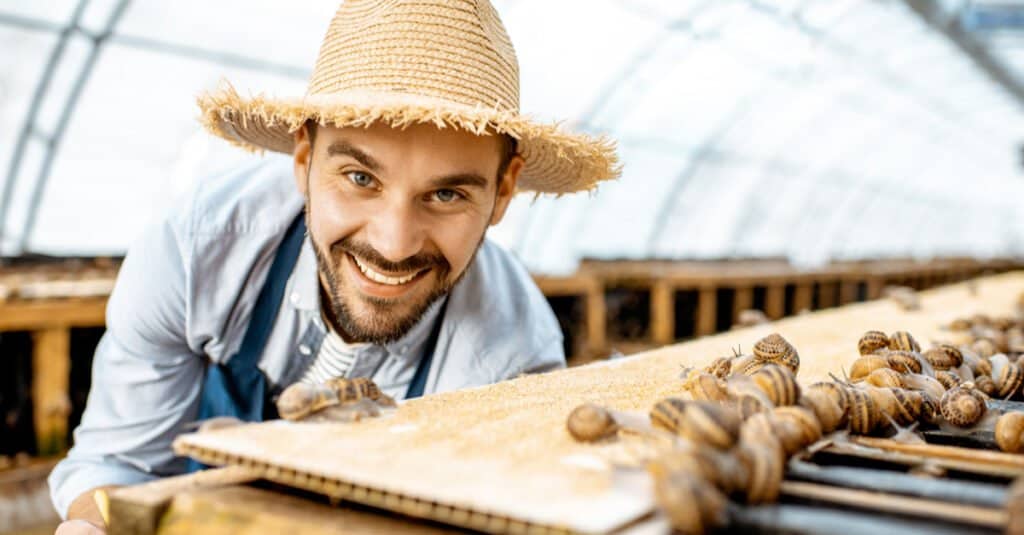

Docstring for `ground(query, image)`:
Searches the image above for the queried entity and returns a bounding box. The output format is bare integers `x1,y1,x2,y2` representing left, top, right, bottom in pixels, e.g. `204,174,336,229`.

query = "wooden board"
174,272,1024,534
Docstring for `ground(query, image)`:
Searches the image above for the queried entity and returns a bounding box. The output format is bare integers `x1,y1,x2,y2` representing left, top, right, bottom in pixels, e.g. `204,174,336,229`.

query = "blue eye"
434,189,462,202
347,171,374,188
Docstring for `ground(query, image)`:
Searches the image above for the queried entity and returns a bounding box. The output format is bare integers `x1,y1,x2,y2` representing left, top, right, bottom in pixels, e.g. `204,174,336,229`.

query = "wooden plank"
793,283,813,314
32,328,71,455
732,285,753,325
765,283,785,320
649,281,674,345
853,437,1024,469
839,280,860,305
866,276,884,300
584,279,606,355
817,281,836,309
729,503,983,535
0,297,107,331
780,480,1006,529
695,286,717,337
108,467,258,535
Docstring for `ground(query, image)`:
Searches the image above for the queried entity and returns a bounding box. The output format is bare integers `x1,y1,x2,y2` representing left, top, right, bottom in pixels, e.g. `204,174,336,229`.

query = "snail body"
566,403,618,442
277,383,342,421
799,390,844,433
901,373,947,402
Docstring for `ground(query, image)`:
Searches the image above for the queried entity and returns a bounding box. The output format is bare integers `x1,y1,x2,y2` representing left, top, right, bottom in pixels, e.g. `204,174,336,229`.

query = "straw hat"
198,0,621,194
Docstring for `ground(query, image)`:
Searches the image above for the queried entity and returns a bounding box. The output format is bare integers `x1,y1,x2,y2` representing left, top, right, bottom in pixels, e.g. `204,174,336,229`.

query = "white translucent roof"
2,0,1022,275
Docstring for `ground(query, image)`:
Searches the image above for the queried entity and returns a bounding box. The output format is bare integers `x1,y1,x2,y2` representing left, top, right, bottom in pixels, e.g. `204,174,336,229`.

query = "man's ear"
293,125,313,197
490,154,524,226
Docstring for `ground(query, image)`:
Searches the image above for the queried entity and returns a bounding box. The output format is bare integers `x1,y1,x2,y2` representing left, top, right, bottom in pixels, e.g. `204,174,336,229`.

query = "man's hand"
54,519,106,535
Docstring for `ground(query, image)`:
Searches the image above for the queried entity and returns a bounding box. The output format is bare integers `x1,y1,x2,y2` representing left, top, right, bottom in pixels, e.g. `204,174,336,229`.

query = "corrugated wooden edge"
173,440,577,535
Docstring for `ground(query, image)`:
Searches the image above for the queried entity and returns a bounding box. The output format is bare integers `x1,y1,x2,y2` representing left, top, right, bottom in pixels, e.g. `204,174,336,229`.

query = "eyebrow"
326,141,382,171
429,173,489,190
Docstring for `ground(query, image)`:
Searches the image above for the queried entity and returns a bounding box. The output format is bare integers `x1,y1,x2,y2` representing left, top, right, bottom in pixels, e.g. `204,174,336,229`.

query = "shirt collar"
288,236,446,357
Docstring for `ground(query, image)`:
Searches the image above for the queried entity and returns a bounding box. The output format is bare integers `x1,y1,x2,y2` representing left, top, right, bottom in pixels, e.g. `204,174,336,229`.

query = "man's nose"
366,198,427,265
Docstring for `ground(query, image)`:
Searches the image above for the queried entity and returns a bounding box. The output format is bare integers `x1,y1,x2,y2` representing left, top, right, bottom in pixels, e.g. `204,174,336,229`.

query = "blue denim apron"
186,213,441,471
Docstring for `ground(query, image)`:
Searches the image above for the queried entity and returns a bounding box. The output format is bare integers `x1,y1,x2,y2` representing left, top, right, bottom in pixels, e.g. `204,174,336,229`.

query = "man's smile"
344,252,432,299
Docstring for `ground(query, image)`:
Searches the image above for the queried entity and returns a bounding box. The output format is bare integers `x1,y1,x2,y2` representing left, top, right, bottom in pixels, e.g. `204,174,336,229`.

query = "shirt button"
290,292,301,305
298,344,312,356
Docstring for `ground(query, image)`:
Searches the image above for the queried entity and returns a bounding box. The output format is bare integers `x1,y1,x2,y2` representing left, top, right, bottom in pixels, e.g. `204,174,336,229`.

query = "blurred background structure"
1,0,1023,530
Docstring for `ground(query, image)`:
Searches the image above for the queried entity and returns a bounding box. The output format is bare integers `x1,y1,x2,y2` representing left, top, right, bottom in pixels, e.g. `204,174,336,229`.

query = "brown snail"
648,447,747,495
934,370,962,391
751,364,801,407
650,470,727,535
901,373,947,402
939,385,987,427
995,412,1024,453
703,357,732,379
885,350,923,374
806,382,850,429
681,370,730,402
888,331,921,353
324,377,396,407
857,330,890,356
736,439,785,505
752,333,800,374
865,368,904,389
772,406,823,451
991,353,1023,399
566,403,618,442
845,387,880,435
849,355,891,382
799,390,844,433
887,388,924,426
276,383,343,421
923,345,962,371
650,399,741,450
740,412,805,457
972,339,998,359
974,374,997,397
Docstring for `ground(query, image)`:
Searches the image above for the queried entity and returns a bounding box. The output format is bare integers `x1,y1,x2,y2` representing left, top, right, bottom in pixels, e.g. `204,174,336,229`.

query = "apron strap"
404,297,448,399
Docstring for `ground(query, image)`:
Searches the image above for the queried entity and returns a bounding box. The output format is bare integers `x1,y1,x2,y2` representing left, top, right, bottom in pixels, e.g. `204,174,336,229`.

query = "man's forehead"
317,122,504,155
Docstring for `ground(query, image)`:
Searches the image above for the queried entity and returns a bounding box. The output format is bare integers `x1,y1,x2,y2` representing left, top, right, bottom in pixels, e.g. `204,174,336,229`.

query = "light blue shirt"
48,156,565,517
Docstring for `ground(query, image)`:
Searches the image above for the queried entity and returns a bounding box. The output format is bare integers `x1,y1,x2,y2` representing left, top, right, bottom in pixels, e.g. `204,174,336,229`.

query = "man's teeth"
352,256,419,285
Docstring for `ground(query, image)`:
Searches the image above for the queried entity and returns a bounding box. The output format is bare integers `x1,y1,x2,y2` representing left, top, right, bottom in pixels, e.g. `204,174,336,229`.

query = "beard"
306,209,483,345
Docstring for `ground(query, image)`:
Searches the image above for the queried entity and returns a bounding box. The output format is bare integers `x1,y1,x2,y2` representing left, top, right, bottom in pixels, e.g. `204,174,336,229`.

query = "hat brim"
198,84,621,195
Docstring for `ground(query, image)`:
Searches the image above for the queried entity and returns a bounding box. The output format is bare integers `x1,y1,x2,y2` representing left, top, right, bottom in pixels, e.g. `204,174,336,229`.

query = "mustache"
331,237,449,274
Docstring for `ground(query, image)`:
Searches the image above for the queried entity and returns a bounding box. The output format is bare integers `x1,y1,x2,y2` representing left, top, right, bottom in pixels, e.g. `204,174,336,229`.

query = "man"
51,0,619,532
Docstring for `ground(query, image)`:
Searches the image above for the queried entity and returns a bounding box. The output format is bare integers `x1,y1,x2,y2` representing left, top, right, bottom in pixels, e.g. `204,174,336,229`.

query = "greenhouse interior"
2,0,1024,534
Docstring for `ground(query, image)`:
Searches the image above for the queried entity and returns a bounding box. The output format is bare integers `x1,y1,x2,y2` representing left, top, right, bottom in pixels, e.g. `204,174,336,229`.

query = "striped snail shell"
970,314,993,328
991,353,1023,399
276,382,340,421
799,390,844,433
751,364,801,407
736,438,785,505
683,371,731,402
972,339,998,359
703,357,732,379
741,412,804,457
737,393,767,420
974,374,998,397
885,350,923,374
649,448,747,495
325,377,395,407
865,368,904,389
752,333,800,374
934,370,962,391
807,382,851,429
731,354,765,376
918,391,941,425
846,388,880,435
995,412,1024,453
901,373,947,402
887,388,924,426
650,399,741,450
566,403,618,442
772,406,823,451
923,348,957,371
940,385,987,427
949,317,972,331
650,468,728,534
849,355,891,382
995,316,1019,331
857,331,890,356
888,331,922,353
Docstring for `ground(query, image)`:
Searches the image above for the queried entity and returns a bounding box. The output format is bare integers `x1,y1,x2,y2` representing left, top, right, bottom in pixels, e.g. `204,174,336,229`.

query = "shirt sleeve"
48,213,203,519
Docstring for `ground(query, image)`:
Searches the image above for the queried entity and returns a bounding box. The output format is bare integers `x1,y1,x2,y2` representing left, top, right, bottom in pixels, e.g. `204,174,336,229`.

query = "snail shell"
885,350,923,374
703,357,732,379
276,383,340,421
991,354,1023,399
918,391,941,425
974,374,997,397
731,354,765,376
751,364,801,407
901,373,947,402
995,316,1019,331
650,399,741,449
736,439,785,505
888,388,924,426
846,388,880,435
752,333,800,374
972,339,998,359
772,406,823,451
939,386,987,427
737,393,767,420
325,377,395,407
850,355,891,382
858,331,890,356
865,368,904,389
888,331,922,353
807,382,850,429
799,390,844,433
995,412,1024,453
683,371,730,402
970,314,993,328
649,448,747,495
740,412,805,457
934,370,962,391
652,471,728,535
925,345,964,370
949,318,972,331
566,403,618,442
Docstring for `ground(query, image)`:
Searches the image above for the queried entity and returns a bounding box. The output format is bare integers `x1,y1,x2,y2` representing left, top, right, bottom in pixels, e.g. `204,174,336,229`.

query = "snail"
325,377,397,407
934,370,962,391
648,447,747,495
751,364,801,407
974,374,997,397
752,333,800,374
650,470,727,535
995,412,1024,453
806,382,851,429
857,330,890,356
901,373,947,402
972,339,998,359
798,390,844,433
886,388,923,426
888,331,921,353
650,399,741,450
741,412,805,457
772,406,823,451
885,350,923,375
991,353,1023,399
737,393,767,420
276,383,344,421
923,345,963,371
849,355,891,382
566,403,619,442
845,387,880,435
949,317,972,331
736,438,785,504
939,385,987,427
865,368,904,389
681,370,730,402
703,357,732,379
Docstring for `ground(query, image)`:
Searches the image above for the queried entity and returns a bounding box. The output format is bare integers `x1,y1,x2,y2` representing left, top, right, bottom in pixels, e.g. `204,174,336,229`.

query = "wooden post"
839,279,859,305
793,282,812,315
765,283,785,320
650,281,674,345
584,278,606,356
866,276,884,300
32,327,71,455
817,281,836,309
732,285,753,324
695,285,717,337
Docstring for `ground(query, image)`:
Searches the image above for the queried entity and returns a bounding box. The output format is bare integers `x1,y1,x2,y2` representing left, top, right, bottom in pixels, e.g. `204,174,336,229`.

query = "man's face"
293,122,522,344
